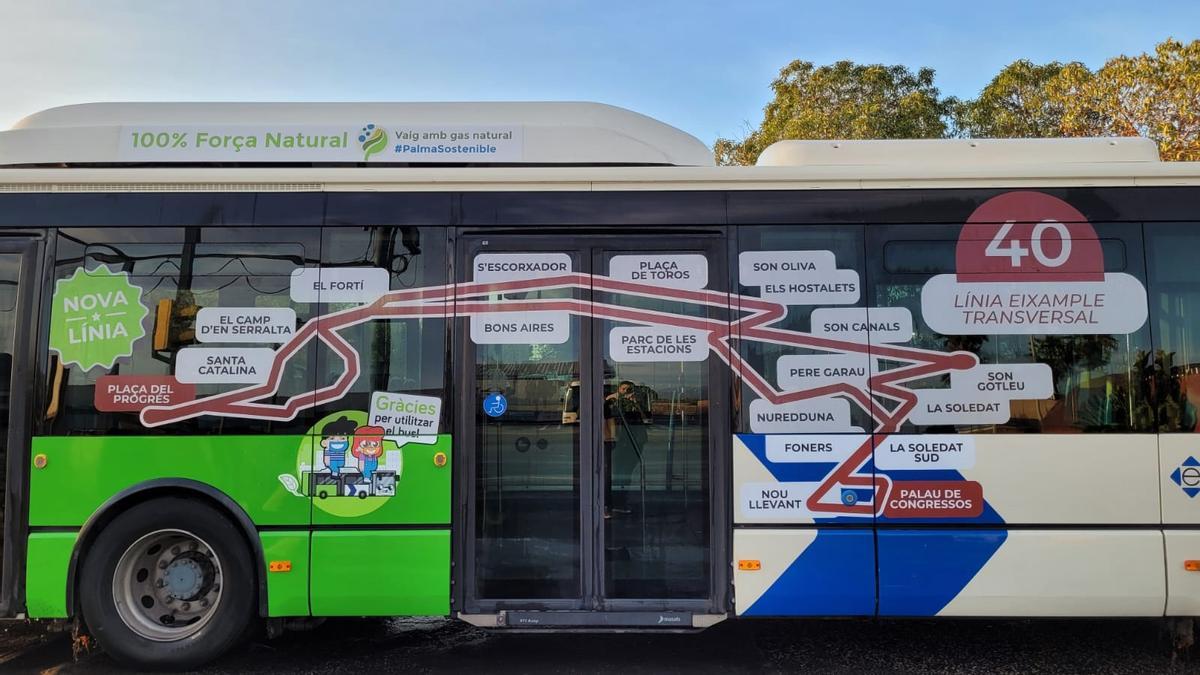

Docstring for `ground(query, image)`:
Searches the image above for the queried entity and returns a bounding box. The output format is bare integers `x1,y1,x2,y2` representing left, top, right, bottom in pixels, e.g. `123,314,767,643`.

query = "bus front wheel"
78,497,255,671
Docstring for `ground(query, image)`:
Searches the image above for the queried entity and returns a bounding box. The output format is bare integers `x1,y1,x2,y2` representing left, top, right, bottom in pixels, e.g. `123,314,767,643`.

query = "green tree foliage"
714,60,952,166
1050,39,1200,161
953,60,1068,138
717,39,1200,165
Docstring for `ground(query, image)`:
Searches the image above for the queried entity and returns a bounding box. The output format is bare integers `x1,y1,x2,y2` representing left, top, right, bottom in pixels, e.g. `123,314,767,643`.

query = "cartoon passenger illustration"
320,416,357,474
303,415,400,500
351,425,386,481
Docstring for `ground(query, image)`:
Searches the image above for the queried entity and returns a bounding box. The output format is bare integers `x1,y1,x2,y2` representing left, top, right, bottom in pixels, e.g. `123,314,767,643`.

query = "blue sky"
2,0,1197,146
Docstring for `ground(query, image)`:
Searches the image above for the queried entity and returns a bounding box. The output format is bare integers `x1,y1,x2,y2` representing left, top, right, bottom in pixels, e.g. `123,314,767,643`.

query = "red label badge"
882,480,984,519
95,375,196,412
955,191,1104,282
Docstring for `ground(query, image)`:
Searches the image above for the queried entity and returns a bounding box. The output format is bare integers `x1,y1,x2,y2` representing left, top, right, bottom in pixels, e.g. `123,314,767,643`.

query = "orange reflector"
269,561,292,573
1185,560,1200,572
738,560,761,571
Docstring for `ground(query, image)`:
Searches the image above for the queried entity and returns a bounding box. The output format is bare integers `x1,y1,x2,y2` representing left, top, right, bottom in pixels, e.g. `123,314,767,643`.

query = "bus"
0,101,1199,669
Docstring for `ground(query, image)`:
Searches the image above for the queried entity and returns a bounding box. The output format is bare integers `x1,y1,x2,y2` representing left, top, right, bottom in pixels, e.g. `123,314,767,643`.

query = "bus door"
457,233,729,625
0,236,46,617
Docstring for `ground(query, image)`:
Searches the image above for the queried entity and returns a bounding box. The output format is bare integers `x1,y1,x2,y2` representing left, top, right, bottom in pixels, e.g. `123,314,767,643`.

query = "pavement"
1,615,1198,673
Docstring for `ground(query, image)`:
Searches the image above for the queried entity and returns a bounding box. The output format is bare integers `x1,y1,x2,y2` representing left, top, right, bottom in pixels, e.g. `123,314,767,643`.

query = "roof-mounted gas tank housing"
756,137,1161,166
0,101,714,167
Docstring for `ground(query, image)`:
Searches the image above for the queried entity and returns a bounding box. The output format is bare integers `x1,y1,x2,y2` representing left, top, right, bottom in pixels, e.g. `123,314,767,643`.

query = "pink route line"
140,272,978,517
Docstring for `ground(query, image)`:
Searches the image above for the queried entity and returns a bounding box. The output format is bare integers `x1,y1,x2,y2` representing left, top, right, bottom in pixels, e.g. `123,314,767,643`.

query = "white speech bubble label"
368,391,442,438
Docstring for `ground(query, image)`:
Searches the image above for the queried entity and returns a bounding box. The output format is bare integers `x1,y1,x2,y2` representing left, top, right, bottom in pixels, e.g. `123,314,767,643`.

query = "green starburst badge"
49,265,149,371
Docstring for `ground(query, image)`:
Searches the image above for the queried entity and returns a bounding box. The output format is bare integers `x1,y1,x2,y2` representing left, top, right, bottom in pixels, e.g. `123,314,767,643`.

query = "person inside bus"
605,380,649,519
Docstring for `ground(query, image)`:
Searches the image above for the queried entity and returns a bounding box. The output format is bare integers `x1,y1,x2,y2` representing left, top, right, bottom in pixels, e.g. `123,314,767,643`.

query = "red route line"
716,293,976,515
144,273,952,426
139,273,978,518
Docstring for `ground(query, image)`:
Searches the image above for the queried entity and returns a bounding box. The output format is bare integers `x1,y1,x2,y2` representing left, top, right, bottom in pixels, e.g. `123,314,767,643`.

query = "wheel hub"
163,554,209,599
112,529,224,642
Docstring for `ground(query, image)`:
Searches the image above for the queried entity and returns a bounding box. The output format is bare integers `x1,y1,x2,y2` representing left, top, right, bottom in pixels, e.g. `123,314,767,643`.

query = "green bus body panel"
29,436,311,527
26,532,76,618
310,530,450,616
260,531,310,617
28,435,452,619
309,435,452,526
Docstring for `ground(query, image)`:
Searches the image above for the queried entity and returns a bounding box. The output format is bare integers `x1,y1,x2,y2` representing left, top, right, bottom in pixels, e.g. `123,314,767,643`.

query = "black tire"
78,497,255,671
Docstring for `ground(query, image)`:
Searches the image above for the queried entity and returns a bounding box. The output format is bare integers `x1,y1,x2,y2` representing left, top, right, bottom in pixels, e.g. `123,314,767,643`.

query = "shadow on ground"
1,615,1197,674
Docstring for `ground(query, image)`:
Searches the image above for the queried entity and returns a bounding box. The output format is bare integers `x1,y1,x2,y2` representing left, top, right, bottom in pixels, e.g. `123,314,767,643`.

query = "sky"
2,0,1198,146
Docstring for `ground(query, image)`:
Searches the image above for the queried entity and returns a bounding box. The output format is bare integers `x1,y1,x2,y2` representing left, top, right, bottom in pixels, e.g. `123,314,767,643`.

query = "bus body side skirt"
458,611,728,629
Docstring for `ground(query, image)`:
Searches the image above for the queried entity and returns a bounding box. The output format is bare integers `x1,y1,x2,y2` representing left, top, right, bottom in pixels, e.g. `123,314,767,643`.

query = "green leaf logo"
358,124,388,162
49,265,148,371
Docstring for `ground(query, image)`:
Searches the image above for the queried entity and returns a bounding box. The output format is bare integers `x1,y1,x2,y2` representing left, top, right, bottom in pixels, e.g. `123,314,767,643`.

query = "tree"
718,39,1199,163
953,60,1069,138
1049,38,1200,161
715,60,954,166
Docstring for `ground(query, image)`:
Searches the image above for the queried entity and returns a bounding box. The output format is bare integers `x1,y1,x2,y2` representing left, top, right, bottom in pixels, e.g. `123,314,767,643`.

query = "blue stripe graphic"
877,529,1007,615
738,433,1009,616
743,529,875,616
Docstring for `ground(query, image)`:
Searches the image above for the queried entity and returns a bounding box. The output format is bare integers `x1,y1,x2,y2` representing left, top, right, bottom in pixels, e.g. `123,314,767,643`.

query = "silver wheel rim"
111,528,223,642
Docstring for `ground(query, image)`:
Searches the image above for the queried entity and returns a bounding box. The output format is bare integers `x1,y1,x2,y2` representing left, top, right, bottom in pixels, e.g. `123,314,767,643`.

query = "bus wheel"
78,497,254,671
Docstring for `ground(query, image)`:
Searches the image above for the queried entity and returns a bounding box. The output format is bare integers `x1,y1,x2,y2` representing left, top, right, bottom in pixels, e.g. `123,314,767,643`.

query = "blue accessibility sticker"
483,392,508,418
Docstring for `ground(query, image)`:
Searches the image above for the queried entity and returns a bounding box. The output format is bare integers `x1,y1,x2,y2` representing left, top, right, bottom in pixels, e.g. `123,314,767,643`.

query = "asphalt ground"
2,615,1199,674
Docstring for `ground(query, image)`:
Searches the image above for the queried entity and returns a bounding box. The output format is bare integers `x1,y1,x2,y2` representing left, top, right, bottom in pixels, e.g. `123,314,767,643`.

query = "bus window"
735,225,872,433
868,223,1153,434
883,239,1127,276
0,253,19,578
312,226,447,420
1146,223,1200,432
45,227,321,436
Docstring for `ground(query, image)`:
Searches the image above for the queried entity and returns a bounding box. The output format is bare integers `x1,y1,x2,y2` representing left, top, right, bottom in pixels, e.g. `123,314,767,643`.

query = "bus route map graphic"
121,191,1147,522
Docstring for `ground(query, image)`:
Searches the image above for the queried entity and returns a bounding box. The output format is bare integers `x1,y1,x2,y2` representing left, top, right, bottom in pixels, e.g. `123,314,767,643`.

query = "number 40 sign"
920,191,1147,335
957,191,1105,282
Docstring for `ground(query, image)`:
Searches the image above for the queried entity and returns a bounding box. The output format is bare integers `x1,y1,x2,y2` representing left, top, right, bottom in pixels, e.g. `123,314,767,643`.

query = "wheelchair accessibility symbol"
483,392,508,418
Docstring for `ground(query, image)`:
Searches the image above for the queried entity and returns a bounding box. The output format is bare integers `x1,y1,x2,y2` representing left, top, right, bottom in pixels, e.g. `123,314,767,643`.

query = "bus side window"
1146,223,1200,432
735,224,871,433
0,252,19,568
47,226,321,436
869,223,1153,434
0,252,20,434
310,226,448,423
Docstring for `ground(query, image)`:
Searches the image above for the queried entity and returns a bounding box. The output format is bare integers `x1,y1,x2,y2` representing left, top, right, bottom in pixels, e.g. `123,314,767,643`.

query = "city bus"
0,102,1199,669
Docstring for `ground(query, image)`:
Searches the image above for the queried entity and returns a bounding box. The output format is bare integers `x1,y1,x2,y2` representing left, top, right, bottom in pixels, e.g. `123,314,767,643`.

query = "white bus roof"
0,102,715,167
756,137,1161,166
2,102,1199,191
